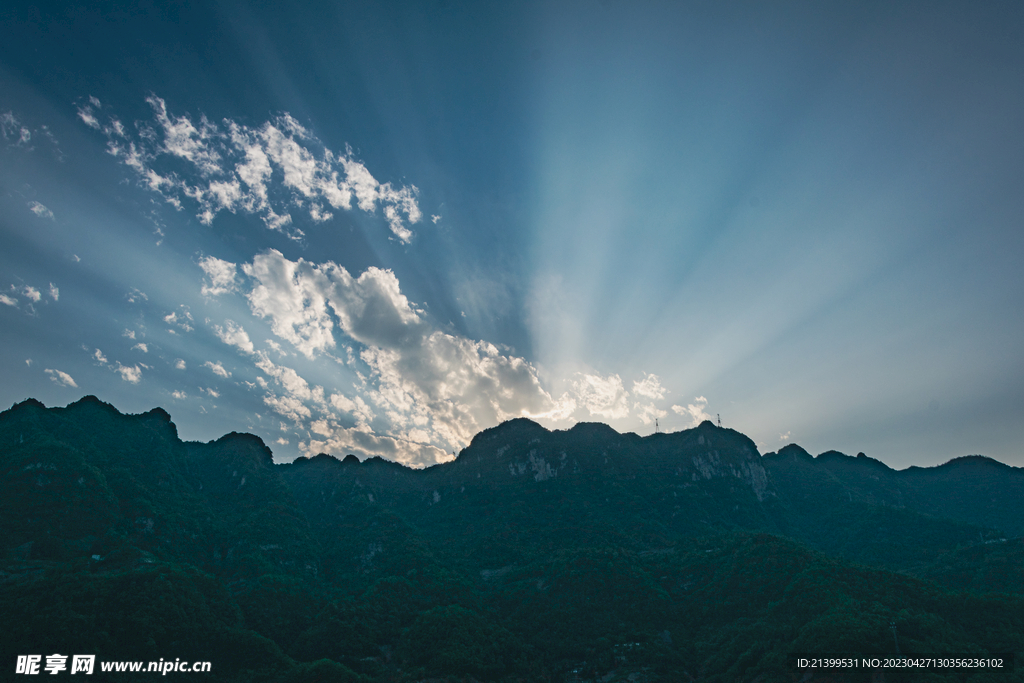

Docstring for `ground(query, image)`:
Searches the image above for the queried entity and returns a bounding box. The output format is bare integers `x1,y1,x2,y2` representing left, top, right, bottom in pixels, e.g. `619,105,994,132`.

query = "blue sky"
2,1,1022,468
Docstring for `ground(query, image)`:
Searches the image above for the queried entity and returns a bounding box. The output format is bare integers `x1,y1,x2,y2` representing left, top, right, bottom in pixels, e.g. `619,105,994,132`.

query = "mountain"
1,397,1021,682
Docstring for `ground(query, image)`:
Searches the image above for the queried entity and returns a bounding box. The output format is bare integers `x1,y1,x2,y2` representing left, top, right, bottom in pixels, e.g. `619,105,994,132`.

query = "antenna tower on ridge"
655,418,659,434
717,413,722,428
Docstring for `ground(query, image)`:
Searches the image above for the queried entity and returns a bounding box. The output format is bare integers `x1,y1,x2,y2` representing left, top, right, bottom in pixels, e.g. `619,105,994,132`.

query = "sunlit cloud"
28,201,54,219
204,360,230,378
79,96,423,242
570,373,630,420
672,396,713,427
45,368,77,388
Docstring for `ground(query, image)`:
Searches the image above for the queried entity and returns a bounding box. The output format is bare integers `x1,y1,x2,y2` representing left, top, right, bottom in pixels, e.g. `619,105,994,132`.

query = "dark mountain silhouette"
2,397,1021,682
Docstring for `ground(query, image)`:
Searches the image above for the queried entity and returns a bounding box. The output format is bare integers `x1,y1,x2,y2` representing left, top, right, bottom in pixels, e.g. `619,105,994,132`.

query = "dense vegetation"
1,396,1021,681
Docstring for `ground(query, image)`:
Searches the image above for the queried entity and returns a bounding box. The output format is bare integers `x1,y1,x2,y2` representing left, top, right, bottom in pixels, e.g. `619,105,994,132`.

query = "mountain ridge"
3,395,1023,682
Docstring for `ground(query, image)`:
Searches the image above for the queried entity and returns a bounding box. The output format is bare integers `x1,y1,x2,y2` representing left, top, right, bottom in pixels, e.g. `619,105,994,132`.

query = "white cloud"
28,201,54,219
203,387,220,398
132,343,148,353
204,360,230,378
672,396,713,427
172,390,187,400
175,359,186,370
780,431,791,442
164,306,194,332
127,288,148,304
632,372,667,400
115,363,143,383
276,437,289,446
48,283,58,301
570,373,630,420
330,392,375,427
93,349,108,364
45,368,77,388
198,256,237,296
213,319,254,354
123,329,136,340
1,111,32,147
0,294,16,307
88,96,423,242
76,100,101,129
21,286,41,303
237,249,574,454
302,423,451,468
635,402,667,426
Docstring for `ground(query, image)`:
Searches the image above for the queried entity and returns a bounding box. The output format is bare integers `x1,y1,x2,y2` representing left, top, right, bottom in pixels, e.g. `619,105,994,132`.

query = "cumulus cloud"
213,320,254,354
634,402,667,426
174,359,186,370
21,286,41,303
302,423,450,468
672,396,713,427
115,363,143,383
48,283,58,301
127,288,148,304
198,256,237,296
632,372,667,400
28,201,54,219
0,294,16,307
164,306,194,332
172,390,187,400
93,349,108,364
45,368,77,388
204,361,230,378
236,249,574,456
132,343,149,353
85,96,422,242
570,373,630,420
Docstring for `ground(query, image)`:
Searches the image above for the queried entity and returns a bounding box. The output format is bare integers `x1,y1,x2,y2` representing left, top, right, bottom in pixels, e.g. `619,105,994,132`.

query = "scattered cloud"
172,390,187,400
45,368,77,388
198,255,237,296
1,111,32,145
28,201,54,220
672,396,713,427
204,360,230,378
635,402,667,426
132,343,149,353
164,305,194,332
213,320,254,354
93,349,108,364
632,372,667,400
115,363,142,383
780,431,791,442
48,283,58,301
123,329,136,340
2,110,62,158
0,293,16,307
202,387,220,398
175,359,186,370
21,286,41,303
241,249,573,453
84,96,423,242
570,373,630,420
126,288,148,304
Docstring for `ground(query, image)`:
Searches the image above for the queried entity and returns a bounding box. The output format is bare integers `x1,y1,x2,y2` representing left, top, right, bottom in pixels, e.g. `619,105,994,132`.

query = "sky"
1,0,1022,469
